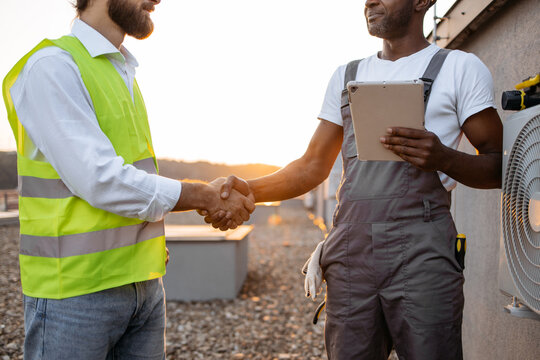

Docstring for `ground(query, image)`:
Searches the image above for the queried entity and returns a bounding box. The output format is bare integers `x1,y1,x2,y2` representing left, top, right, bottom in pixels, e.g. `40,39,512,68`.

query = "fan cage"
501,113,540,314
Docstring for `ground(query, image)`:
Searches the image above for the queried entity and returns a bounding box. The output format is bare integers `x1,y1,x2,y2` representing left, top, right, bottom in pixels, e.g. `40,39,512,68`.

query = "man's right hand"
198,176,255,230
173,180,255,231
218,175,251,200
204,179,255,230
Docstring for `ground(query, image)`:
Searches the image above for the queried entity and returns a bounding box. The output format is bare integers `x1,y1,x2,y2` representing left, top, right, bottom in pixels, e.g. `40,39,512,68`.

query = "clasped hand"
198,176,255,231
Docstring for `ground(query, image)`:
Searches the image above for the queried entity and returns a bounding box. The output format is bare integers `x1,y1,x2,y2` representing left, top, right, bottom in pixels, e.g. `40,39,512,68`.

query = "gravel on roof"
0,202,398,360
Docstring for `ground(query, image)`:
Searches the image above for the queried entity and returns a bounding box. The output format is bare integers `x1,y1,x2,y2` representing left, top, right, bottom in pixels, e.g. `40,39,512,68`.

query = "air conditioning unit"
498,104,540,320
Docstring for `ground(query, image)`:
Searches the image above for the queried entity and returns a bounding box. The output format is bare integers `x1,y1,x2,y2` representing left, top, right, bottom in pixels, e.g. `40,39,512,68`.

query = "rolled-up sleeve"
11,50,181,222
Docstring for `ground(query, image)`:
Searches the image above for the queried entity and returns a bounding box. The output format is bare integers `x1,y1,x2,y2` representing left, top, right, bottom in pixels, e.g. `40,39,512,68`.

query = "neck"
79,5,125,49
380,35,431,61
379,15,430,61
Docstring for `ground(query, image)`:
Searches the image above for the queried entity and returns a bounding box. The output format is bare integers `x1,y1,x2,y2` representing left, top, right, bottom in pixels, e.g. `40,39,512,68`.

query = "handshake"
193,176,255,231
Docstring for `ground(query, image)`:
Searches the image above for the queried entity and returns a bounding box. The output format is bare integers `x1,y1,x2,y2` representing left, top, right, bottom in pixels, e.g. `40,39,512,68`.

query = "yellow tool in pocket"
455,233,466,270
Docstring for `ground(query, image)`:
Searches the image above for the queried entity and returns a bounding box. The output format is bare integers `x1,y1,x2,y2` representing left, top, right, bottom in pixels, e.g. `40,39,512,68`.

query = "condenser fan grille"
502,113,540,313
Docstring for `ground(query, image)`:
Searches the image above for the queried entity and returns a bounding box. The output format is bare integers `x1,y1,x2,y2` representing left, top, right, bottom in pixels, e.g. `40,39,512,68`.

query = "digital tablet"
347,79,425,161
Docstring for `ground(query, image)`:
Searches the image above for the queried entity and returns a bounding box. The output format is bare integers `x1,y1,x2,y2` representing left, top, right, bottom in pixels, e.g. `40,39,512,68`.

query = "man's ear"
415,0,436,13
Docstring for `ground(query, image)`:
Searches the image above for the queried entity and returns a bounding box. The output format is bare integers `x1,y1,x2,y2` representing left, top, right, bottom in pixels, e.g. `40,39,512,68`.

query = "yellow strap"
17,121,24,154
515,74,540,90
520,90,526,110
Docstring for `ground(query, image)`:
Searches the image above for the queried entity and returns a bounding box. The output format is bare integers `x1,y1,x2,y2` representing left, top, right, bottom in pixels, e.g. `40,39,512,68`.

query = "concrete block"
163,225,253,302
0,211,19,226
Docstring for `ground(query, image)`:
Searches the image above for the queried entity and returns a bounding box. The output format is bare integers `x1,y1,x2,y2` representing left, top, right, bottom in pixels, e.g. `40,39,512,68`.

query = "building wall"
451,0,540,359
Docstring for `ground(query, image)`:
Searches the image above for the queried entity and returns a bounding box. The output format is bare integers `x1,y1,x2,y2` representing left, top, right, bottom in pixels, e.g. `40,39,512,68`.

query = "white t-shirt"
318,44,496,191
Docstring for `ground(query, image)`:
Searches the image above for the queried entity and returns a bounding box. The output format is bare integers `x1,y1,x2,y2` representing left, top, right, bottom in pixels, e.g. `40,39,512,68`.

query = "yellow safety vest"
2,36,166,299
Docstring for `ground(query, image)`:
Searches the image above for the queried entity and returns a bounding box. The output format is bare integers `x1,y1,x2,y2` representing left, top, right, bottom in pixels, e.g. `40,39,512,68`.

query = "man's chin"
367,27,385,39
127,20,154,39
130,28,154,40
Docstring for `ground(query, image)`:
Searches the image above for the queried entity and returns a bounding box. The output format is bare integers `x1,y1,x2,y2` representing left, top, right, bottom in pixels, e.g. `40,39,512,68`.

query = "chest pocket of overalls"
341,90,410,201
345,159,410,200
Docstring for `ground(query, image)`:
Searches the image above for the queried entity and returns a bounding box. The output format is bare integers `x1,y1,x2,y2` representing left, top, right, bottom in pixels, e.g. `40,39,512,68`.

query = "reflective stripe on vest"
18,157,157,198
20,220,164,258
3,36,166,299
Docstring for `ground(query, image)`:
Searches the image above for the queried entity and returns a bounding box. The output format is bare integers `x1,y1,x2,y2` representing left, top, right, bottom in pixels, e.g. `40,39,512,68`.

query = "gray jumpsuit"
321,50,465,360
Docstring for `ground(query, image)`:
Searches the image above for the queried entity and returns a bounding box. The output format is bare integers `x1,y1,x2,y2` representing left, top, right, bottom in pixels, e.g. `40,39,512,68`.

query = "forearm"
173,181,214,211
441,147,502,189
442,108,502,189
247,157,330,203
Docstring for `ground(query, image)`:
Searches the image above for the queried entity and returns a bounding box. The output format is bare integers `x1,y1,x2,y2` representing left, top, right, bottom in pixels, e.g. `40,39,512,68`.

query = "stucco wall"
451,0,540,359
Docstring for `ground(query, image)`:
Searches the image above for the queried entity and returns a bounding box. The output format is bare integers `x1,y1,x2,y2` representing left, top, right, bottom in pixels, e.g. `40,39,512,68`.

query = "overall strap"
343,59,363,89
420,48,451,110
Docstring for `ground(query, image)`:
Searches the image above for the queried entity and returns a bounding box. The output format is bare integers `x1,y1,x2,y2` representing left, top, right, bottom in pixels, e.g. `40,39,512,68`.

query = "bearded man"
2,0,254,358
213,0,503,359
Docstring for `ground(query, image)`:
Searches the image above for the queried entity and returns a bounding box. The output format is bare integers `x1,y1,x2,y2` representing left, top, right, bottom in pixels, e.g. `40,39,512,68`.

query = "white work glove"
303,241,325,301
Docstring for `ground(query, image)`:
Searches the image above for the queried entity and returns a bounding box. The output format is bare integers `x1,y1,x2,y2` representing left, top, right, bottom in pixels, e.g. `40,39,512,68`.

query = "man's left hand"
380,127,450,172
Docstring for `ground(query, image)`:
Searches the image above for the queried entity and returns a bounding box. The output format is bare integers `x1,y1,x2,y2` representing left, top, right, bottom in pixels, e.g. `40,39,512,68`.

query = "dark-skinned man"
209,0,502,359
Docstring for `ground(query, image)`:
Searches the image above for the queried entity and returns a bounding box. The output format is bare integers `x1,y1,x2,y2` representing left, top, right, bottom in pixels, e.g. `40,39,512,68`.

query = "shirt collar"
71,18,139,68
375,43,438,63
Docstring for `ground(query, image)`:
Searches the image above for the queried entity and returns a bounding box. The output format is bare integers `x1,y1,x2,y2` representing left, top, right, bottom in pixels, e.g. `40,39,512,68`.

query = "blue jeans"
23,278,166,360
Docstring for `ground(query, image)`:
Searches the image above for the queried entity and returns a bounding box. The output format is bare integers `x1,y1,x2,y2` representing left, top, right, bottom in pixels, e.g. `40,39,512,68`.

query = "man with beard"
2,0,254,358
212,0,502,359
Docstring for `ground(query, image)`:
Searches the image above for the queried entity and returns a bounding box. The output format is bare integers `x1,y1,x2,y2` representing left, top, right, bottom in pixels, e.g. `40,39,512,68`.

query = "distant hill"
0,151,280,189
157,159,280,182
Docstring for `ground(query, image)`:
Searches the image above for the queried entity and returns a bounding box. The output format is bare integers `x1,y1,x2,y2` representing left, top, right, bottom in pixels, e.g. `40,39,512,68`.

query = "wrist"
439,145,457,174
201,182,219,211
174,181,217,211
246,179,260,203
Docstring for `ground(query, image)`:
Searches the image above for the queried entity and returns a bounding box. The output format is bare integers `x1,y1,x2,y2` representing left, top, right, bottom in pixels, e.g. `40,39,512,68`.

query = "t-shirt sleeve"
455,53,496,127
318,65,346,126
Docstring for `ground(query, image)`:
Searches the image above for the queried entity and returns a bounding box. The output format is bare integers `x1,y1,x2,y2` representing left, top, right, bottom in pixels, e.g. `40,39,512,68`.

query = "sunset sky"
0,0,456,167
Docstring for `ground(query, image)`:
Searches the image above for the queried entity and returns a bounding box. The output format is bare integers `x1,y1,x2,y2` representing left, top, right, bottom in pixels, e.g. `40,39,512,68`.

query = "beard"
108,0,154,39
367,0,413,39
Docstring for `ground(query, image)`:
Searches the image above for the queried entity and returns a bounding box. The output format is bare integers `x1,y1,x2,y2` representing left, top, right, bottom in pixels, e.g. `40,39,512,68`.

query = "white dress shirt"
10,19,181,222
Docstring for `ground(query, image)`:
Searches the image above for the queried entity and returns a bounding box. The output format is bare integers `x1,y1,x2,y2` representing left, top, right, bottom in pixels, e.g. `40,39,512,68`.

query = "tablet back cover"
347,80,425,161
